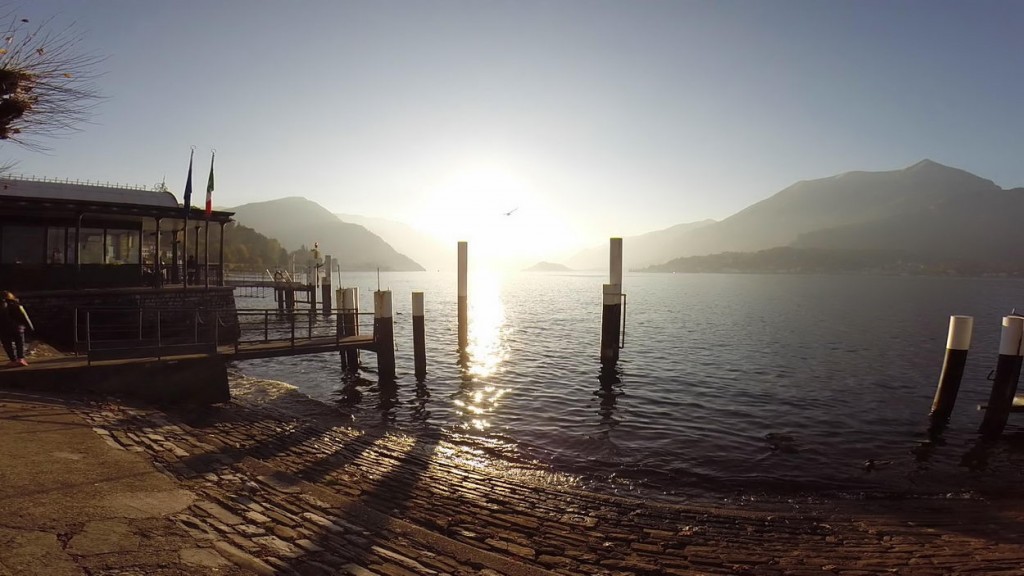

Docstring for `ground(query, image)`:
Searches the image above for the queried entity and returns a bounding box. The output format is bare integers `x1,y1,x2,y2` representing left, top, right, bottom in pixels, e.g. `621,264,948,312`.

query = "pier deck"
8,333,376,372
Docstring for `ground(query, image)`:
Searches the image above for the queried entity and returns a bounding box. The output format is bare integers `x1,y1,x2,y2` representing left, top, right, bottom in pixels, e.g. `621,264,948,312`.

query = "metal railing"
74,306,375,363
233,308,374,350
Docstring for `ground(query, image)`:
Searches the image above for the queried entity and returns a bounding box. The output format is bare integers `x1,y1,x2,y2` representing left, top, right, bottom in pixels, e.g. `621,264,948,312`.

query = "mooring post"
322,255,333,316
412,291,427,379
341,287,360,370
285,288,295,311
374,289,396,379
929,315,973,425
309,275,317,312
600,237,623,366
457,241,468,351
276,287,284,312
979,315,1024,436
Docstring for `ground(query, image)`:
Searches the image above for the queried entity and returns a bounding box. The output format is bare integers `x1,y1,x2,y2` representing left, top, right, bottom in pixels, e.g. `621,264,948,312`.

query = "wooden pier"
0,306,377,404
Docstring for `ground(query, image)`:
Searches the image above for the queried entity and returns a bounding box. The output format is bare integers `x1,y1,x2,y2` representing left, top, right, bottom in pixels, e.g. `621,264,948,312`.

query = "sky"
4,0,1024,264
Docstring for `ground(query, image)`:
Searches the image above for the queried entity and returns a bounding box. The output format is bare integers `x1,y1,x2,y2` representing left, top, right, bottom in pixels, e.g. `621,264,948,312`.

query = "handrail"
74,305,376,361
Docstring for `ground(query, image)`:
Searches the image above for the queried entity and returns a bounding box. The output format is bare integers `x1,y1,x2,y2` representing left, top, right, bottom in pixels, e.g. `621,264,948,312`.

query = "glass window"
1,225,46,264
106,230,140,264
79,228,105,264
47,227,66,264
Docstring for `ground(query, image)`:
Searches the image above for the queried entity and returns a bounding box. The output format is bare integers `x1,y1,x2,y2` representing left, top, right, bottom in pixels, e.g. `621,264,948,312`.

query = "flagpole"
182,146,194,288
205,150,215,289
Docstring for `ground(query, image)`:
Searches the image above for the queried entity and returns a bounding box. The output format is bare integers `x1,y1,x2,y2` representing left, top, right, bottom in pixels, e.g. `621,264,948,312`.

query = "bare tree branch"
0,12,104,150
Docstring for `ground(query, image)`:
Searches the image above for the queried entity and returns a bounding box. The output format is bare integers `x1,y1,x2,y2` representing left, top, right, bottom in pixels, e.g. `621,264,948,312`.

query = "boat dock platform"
0,307,377,404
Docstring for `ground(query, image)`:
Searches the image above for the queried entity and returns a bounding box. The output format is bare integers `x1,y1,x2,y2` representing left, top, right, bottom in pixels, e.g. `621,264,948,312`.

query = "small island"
524,261,573,272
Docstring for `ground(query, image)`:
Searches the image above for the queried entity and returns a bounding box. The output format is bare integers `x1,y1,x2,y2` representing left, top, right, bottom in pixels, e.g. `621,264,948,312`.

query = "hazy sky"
5,1,1024,261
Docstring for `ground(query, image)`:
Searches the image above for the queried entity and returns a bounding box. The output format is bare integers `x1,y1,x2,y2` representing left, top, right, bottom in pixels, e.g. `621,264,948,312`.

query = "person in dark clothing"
0,291,33,366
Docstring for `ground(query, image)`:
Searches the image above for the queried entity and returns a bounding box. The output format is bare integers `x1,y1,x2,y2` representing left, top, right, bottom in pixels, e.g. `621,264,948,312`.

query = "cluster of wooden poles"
930,314,1023,436
313,237,630,382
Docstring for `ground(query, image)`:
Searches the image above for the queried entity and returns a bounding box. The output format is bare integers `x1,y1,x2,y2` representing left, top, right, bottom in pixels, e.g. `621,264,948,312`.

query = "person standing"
0,291,33,367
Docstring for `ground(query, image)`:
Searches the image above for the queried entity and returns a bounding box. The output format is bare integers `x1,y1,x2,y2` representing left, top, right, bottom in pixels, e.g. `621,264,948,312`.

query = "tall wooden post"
340,287,360,370
412,291,427,379
374,290,396,380
929,315,973,425
321,255,332,316
458,241,468,350
600,237,623,366
980,315,1024,436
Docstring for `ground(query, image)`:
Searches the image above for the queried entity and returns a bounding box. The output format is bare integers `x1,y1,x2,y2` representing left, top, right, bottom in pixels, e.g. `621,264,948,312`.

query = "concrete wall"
0,356,230,405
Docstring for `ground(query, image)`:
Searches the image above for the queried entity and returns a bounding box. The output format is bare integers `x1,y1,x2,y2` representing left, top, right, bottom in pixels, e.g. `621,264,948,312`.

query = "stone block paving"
77,399,1024,576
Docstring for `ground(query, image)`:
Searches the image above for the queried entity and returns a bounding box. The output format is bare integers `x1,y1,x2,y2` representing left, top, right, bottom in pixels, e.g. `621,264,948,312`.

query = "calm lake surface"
234,272,1024,501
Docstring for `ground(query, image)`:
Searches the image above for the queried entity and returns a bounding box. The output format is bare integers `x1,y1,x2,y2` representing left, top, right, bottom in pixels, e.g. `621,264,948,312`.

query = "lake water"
233,271,1024,501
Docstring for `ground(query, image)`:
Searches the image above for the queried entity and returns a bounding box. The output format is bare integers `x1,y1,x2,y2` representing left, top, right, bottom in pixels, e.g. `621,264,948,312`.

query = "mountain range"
570,160,1024,271
333,213,450,271
225,160,1024,275
228,197,424,271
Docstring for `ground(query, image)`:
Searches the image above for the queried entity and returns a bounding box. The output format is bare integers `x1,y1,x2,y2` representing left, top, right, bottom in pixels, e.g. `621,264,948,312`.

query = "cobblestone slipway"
43,385,1019,576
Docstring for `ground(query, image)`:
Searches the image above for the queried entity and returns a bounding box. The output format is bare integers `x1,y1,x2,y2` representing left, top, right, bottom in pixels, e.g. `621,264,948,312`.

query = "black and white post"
412,291,427,379
457,241,468,351
374,289,396,380
339,287,359,370
600,237,623,366
321,255,332,316
979,315,1024,436
929,315,973,425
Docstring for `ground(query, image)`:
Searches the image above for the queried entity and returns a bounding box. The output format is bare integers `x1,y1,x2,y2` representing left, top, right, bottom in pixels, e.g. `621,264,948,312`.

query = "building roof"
0,177,233,223
0,177,179,208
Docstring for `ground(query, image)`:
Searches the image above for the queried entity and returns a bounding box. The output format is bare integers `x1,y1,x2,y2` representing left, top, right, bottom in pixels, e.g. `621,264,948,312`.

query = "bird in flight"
503,207,519,216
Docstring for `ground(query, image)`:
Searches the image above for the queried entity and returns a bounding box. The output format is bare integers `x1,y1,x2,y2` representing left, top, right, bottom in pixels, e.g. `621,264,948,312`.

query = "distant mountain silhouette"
334,213,450,271
566,219,717,270
229,197,424,271
524,261,572,272
643,160,1021,267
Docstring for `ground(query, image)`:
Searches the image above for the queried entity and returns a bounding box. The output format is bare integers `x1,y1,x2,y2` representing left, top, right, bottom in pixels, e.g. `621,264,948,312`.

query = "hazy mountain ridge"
625,160,1021,270
643,246,1023,276
566,219,717,270
334,213,450,271
229,197,424,271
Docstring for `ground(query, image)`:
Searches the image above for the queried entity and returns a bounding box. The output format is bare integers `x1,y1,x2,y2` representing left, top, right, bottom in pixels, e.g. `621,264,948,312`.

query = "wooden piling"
285,288,295,311
412,291,426,379
600,238,623,366
374,290,396,379
321,255,332,316
929,315,973,424
340,287,359,370
979,315,1024,436
457,241,468,350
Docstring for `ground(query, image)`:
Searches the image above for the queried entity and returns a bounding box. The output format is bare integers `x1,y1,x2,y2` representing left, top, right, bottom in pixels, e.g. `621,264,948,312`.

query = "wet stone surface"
75,398,1024,575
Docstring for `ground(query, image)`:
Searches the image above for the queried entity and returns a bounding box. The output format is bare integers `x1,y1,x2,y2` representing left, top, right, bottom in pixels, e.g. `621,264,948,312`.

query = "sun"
410,158,584,270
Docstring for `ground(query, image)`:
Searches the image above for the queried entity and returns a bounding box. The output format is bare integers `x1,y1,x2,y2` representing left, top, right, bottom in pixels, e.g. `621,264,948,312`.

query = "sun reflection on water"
453,269,512,432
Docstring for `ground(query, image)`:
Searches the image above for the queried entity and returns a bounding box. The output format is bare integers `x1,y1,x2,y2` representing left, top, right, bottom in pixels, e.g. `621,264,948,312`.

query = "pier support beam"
322,255,333,316
374,290,396,380
600,238,623,366
929,315,973,425
412,291,427,380
457,241,468,351
979,315,1024,437
339,287,359,371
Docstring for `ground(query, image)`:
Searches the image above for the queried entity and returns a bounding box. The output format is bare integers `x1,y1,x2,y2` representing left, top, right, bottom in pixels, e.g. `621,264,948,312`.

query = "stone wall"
18,287,239,348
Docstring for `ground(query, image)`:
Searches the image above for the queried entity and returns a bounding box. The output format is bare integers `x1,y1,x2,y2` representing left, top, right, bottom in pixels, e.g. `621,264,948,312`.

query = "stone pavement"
3,389,1024,575
0,390,249,575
